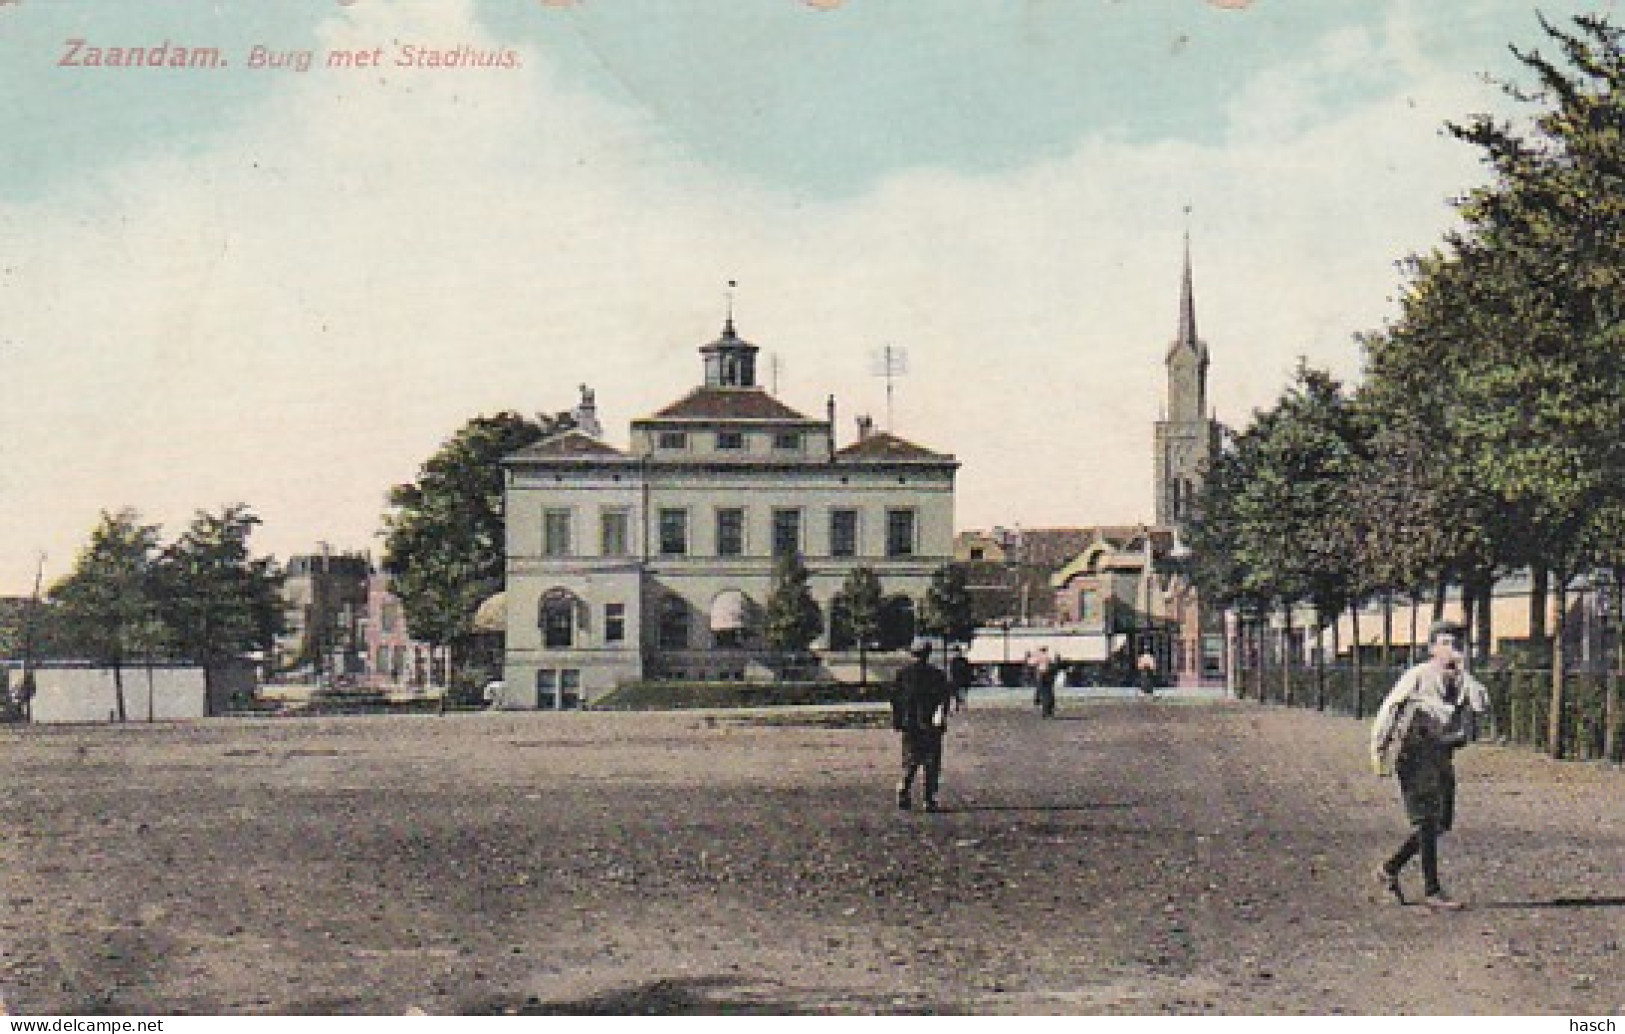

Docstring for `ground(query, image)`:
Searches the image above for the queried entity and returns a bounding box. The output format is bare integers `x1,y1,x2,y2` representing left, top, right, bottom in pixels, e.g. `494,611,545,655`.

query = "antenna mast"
870,344,909,432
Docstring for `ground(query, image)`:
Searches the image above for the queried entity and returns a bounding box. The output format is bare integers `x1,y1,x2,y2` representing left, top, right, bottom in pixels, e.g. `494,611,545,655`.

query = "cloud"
0,0,1502,590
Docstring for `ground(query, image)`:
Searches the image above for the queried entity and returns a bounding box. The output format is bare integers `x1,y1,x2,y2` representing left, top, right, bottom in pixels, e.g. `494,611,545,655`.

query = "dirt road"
2,697,1622,1015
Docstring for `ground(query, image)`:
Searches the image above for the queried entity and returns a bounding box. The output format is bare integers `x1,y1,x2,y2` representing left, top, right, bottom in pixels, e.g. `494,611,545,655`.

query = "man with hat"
1370,620,1491,910
891,637,954,812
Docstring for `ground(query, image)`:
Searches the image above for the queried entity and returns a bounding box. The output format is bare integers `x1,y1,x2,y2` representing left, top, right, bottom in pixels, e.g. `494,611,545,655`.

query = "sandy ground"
1,694,1623,1016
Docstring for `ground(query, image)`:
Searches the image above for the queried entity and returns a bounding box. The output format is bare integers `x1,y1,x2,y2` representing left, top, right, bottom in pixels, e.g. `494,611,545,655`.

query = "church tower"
1154,232,1222,533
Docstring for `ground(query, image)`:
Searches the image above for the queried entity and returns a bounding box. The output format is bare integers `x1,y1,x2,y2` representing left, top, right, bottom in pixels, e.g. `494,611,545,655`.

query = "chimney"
826,395,837,462
856,414,874,441
574,384,602,438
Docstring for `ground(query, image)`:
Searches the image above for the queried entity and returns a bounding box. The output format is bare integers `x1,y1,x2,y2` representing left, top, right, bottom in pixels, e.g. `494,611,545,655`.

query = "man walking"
891,637,953,812
1370,621,1490,910
948,644,973,713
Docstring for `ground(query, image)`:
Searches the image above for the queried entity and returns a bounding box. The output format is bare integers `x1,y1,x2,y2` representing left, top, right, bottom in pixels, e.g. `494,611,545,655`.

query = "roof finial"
724,279,737,336
1178,206,1197,346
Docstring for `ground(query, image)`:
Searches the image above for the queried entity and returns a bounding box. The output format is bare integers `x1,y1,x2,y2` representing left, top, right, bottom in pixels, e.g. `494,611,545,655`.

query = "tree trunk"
1228,611,1241,699
1475,571,1494,667
1432,575,1448,623
1329,616,1342,713
1351,602,1365,719
1252,616,1266,702
1381,592,1393,670
1548,570,1568,759
1315,613,1327,711
1409,593,1421,665
112,661,128,723
1530,564,1549,645
1608,573,1622,763
1282,606,1295,706
1461,582,1476,655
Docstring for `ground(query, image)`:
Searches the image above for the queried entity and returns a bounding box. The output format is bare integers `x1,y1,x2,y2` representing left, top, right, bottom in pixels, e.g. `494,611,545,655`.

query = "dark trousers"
1035,685,1055,717
1385,747,1457,896
899,728,944,802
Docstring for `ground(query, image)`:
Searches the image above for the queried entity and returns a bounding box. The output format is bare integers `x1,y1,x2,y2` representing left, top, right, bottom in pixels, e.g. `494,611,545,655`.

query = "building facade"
275,550,371,678
502,318,958,707
361,572,442,689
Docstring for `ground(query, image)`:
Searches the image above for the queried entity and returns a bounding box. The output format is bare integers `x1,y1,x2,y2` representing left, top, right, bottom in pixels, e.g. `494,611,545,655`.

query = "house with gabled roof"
500,316,958,707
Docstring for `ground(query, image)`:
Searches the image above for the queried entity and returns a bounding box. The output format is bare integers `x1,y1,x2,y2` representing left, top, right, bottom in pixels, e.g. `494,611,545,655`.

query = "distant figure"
1034,647,1057,717
1043,655,1065,718
890,638,954,813
948,645,973,713
1136,650,1158,696
1370,621,1490,911
1032,647,1054,707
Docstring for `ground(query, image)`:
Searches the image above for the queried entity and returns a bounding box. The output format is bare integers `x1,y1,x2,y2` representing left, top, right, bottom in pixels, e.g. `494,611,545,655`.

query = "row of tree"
1189,14,1625,757
765,554,976,681
21,504,284,719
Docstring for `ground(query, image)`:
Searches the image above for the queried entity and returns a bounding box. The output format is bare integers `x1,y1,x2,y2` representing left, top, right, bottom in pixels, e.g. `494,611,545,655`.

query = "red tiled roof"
644,388,813,422
834,432,954,464
506,431,630,462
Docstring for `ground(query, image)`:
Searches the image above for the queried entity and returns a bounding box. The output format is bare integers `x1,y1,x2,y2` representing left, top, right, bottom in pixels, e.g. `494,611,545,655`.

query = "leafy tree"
763,552,822,658
1424,13,1625,755
1191,366,1363,703
48,509,163,722
919,563,977,645
154,504,285,713
830,566,884,683
382,409,573,685
876,595,917,652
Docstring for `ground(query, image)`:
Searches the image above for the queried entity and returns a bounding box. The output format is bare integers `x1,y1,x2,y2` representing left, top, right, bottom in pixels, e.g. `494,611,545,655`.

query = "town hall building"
500,316,958,707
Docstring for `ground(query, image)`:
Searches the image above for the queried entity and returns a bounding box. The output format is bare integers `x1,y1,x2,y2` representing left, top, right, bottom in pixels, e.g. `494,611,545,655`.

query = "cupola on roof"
699,317,759,388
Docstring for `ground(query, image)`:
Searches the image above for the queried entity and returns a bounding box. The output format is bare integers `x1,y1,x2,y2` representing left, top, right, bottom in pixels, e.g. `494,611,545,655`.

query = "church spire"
1177,220,1198,347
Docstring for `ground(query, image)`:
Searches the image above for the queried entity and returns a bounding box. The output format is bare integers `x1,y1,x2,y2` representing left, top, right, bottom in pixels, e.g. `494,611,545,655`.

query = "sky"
0,0,1614,593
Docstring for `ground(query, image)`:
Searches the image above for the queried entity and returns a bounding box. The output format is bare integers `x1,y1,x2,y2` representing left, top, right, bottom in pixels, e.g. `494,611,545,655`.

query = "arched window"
538,588,584,649
710,589,748,650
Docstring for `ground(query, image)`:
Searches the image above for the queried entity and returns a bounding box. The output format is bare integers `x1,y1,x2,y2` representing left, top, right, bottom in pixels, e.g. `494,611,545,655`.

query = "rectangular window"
543,508,573,557
659,508,689,556
772,508,802,557
716,507,745,557
829,509,858,558
657,431,688,451
773,431,801,451
536,669,557,709
885,508,917,557
716,431,745,451
600,509,630,557
561,669,581,708
605,603,626,643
